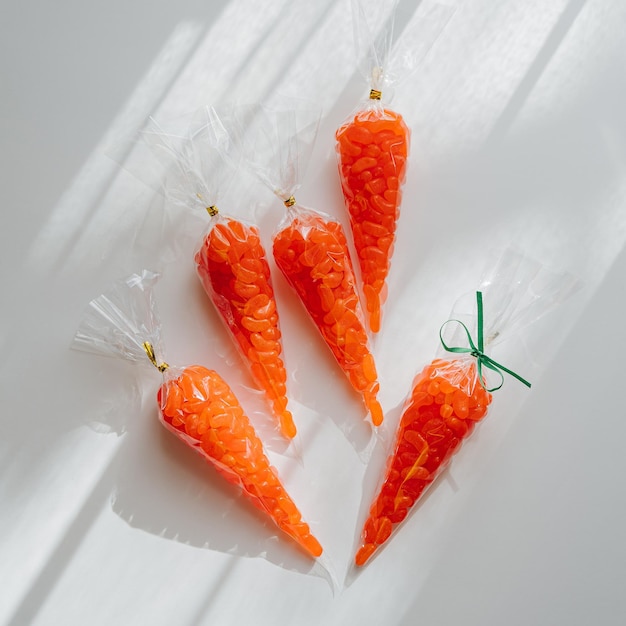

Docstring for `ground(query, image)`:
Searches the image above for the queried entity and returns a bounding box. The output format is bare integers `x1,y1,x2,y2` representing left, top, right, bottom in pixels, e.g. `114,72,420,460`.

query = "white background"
2,0,626,624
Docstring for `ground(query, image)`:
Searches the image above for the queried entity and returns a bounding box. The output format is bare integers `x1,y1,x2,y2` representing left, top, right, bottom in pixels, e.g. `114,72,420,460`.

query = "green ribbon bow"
439,291,531,392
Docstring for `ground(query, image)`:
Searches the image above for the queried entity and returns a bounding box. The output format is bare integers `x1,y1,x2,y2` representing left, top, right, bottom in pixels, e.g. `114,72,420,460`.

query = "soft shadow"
265,256,377,461
109,401,333,586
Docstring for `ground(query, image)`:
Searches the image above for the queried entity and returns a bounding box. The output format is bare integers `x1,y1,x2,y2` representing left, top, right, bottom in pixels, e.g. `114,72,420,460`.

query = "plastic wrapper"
232,102,384,429
336,0,454,333
126,112,297,440
352,250,579,569
73,270,324,562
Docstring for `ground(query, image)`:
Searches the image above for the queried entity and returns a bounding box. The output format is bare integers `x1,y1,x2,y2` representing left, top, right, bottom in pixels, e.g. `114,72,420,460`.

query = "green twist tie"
439,291,532,392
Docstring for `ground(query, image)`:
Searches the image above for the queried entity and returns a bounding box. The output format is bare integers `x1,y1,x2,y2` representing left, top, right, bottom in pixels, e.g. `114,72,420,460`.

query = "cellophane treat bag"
137,112,297,441
232,102,384,429
72,271,324,563
352,250,579,569
336,0,454,333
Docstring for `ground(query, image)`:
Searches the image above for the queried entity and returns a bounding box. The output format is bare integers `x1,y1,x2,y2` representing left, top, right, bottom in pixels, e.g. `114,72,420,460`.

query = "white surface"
2,0,626,624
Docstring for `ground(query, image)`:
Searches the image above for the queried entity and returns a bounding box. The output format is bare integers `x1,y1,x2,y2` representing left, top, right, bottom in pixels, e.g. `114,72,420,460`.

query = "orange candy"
273,210,383,426
336,108,410,333
157,365,323,558
195,218,296,439
354,359,493,566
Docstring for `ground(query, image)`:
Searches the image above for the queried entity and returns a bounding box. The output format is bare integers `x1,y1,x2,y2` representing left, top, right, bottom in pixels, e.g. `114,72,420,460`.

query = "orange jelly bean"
354,359,493,566
157,365,322,558
336,107,410,333
273,210,383,426
195,217,296,439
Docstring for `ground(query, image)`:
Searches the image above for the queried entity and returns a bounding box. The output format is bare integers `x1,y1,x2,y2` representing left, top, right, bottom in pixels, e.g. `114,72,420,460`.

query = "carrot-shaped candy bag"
195,216,295,438
237,103,383,427
336,0,453,332
138,114,296,440
354,252,578,567
73,271,322,559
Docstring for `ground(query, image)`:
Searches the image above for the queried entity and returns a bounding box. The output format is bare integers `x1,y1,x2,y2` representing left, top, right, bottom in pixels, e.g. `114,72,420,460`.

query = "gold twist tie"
196,193,218,216
369,88,382,100
284,196,296,207
142,341,169,372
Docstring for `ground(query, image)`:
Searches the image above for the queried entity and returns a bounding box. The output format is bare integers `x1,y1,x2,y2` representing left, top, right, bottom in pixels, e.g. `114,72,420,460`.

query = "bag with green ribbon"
351,249,579,569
